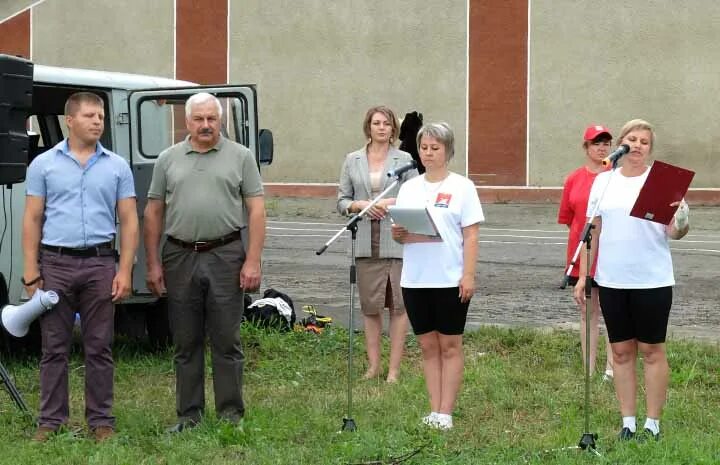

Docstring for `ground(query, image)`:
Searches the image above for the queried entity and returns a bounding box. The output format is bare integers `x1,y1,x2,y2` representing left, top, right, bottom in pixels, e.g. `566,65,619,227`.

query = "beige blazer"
337,146,418,258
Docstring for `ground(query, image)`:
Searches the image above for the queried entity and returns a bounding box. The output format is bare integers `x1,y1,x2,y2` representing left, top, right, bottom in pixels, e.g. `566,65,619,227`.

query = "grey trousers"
162,238,246,424
38,251,116,429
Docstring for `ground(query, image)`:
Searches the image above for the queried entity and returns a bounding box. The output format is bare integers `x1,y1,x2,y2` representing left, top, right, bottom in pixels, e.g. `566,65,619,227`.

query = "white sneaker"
434,413,453,430
421,412,439,426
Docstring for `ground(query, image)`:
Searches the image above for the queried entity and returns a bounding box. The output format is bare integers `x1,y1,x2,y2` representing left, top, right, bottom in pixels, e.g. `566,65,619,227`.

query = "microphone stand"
551,159,621,458
316,177,402,433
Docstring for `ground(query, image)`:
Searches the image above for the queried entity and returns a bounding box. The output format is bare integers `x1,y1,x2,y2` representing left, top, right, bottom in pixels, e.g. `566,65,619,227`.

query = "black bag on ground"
244,288,296,331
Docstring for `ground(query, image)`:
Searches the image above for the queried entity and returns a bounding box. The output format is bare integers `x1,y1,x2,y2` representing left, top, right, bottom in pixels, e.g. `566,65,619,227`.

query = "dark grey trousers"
162,238,246,424
38,251,116,429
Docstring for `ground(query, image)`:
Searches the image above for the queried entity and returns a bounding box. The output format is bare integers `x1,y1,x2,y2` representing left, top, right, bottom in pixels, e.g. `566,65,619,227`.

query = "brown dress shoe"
32,426,57,442
93,426,114,442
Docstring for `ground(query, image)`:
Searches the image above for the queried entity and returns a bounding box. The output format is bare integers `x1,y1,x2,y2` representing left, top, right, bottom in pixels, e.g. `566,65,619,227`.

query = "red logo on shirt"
434,192,452,208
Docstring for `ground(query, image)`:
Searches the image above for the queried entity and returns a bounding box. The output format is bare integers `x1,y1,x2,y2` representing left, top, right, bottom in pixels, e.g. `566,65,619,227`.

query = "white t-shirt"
395,172,484,287
587,167,674,289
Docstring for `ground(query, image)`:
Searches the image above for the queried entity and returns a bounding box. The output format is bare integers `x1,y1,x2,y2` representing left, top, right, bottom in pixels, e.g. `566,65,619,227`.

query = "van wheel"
145,298,172,350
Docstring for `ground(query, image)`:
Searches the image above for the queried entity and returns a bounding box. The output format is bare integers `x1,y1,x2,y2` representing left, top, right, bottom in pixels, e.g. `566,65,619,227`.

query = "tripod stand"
316,178,401,432
1,358,31,414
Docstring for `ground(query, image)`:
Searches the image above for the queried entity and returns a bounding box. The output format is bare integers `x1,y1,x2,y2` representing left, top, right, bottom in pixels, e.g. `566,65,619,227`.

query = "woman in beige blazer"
337,105,418,382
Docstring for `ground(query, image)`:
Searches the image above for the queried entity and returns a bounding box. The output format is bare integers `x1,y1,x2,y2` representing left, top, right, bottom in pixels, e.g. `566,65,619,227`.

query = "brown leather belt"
41,242,115,258
167,230,242,252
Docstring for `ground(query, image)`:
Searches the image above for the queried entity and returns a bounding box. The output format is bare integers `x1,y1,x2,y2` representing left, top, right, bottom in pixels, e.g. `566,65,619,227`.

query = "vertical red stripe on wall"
468,0,528,186
0,10,31,58
175,0,228,84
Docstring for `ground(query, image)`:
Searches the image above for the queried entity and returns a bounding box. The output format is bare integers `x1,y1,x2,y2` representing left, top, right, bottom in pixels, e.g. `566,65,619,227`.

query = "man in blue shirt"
22,92,139,442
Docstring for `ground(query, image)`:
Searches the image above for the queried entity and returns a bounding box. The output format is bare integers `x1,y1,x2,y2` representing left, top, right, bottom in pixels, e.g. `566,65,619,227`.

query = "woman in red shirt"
558,125,614,379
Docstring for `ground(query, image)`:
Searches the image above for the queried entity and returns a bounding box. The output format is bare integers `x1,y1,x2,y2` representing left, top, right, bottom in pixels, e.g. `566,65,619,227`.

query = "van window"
137,96,248,158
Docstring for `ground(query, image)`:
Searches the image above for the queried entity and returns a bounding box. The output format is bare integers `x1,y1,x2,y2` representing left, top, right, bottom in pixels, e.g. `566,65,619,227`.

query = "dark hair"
64,92,104,116
583,133,612,149
362,106,399,143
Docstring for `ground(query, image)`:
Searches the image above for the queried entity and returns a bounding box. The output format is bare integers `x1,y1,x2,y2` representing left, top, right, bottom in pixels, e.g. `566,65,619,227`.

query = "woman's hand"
354,200,387,220
671,198,689,229
666,198,690,239
391,224,408,243
459,274,475,303
573,279,586,305
392,224,440,244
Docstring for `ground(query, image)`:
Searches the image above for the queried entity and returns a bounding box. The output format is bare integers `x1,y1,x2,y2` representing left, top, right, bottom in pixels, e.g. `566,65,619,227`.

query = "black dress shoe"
618,427,635,440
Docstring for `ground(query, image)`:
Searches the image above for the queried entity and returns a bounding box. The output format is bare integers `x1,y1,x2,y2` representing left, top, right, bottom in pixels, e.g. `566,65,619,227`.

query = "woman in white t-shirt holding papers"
391,122,484,430
574,119,690,442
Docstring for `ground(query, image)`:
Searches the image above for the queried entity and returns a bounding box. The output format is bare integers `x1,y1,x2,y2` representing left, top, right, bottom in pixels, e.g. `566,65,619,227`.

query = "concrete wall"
0,0,33,23
31,0,173,77
528,0,720,188
229,0,468,183
4,0,720,192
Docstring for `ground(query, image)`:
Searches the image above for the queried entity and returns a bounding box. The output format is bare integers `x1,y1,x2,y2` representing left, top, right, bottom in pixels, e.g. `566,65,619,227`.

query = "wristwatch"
20,276,42,286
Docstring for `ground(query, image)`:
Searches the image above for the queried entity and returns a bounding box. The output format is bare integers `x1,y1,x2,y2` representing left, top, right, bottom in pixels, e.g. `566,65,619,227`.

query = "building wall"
228,0,467,183
0,8,30,58
527,0,720,188
3,0,720,197
31,0,173,77
0,0,33,24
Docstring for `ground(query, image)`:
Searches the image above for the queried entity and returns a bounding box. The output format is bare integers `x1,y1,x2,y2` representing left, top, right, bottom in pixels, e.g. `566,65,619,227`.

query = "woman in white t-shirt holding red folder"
574,119,690,442
392,122,484,430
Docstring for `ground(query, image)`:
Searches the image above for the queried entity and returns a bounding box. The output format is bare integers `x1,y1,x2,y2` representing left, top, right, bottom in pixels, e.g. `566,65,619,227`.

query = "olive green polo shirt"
148,135,263,241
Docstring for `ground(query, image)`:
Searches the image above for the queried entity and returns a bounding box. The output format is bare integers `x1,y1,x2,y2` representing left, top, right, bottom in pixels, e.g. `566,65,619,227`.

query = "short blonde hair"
416,122,455,161
617,119,655,152
64,92,104,116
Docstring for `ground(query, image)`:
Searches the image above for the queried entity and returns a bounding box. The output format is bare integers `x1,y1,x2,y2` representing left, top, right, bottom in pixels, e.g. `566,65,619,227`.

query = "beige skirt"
355,258,405,316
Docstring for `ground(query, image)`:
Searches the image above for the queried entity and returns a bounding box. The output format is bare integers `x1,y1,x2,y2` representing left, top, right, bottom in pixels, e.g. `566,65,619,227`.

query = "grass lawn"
1,325,718,464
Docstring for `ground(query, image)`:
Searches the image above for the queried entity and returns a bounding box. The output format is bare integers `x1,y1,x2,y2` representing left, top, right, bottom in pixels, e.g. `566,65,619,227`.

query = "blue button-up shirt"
25,140,136,248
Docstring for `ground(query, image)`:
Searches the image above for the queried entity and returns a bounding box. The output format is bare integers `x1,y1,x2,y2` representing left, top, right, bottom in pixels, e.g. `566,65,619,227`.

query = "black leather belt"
41,242,115,258
167,230,242,252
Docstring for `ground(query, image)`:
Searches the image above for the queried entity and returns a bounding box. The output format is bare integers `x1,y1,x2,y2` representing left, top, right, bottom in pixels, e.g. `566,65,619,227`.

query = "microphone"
387,160,417,178
601,144,630,167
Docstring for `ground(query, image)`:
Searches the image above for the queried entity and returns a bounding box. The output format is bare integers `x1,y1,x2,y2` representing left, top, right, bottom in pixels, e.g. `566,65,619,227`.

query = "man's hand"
111,270,132,302
240,259,261,292
146,261,166,297
22,277,43,299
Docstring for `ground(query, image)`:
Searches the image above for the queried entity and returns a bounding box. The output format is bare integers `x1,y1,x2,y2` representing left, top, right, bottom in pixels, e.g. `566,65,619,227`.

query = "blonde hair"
416,122,455,160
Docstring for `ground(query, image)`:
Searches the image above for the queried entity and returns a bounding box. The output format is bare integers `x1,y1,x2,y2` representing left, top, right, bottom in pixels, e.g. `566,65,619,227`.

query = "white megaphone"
1,289,59,338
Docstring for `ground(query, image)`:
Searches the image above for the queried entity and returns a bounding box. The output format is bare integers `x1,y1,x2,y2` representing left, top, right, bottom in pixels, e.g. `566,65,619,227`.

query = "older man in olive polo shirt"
143,92,266,432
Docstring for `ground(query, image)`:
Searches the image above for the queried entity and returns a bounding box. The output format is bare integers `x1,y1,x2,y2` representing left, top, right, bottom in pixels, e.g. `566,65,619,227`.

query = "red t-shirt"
557,166,607,277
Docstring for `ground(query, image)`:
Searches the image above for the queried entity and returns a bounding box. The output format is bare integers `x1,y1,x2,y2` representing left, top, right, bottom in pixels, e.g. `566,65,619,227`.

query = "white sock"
622,416,636,433
644,417,660,435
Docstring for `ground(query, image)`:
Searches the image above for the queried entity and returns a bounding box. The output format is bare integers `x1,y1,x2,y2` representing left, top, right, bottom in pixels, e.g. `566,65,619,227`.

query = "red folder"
630,160,695,225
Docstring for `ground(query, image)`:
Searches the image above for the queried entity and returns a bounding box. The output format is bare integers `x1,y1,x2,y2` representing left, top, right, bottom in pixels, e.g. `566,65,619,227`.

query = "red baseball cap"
583,124,612,141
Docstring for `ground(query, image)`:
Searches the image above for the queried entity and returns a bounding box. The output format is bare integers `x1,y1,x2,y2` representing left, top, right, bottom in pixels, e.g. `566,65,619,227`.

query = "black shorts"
598,286,673,344
401,287,469,336
567,276,598,287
